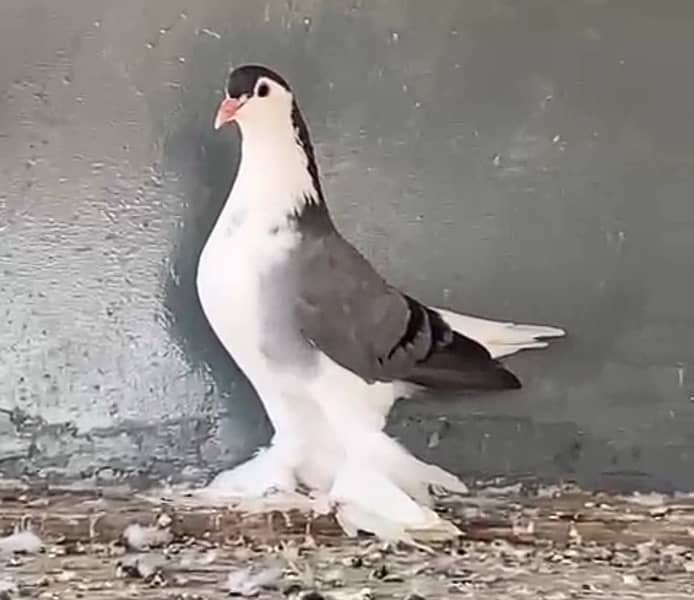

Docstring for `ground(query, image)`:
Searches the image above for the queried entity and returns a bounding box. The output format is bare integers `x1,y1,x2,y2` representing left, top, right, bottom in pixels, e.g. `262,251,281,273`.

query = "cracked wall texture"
1,0,694,492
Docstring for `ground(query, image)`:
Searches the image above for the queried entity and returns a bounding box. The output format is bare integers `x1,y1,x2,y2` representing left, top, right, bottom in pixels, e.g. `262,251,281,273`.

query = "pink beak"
214,95,243,130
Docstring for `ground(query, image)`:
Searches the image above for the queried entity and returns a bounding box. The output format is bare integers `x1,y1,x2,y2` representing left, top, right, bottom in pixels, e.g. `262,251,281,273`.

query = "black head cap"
226,64,291,99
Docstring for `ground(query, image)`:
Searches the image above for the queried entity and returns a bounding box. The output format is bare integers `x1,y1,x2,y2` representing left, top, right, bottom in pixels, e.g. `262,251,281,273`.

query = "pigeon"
194,64,565,541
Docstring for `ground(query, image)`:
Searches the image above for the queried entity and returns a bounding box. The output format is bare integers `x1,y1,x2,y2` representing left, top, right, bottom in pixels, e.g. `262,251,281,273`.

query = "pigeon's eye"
257,82,270,98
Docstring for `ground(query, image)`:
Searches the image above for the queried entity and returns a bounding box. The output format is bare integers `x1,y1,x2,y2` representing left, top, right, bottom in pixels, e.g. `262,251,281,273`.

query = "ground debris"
123,522,173,551
2,482,694,598
226,564,283,596
116,553,167,583
0,578,18,600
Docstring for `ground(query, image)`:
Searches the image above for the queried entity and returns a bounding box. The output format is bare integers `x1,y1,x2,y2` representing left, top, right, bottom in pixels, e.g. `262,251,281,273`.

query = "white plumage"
193,65,565,542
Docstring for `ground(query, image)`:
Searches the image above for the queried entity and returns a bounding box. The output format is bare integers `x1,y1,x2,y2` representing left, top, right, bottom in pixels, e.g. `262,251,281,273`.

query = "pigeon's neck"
289,104,325,204
226,103,333,235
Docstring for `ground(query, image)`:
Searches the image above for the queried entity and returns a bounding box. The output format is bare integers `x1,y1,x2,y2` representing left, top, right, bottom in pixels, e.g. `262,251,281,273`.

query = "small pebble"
157,513,173,528
371,564,388,579
55,570,76,582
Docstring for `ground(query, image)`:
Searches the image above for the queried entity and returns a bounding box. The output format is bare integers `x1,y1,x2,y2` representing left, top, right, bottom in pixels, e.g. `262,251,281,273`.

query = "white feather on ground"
122,523,173,551
0,577,18,597
0,530,43,556
227,565,284,597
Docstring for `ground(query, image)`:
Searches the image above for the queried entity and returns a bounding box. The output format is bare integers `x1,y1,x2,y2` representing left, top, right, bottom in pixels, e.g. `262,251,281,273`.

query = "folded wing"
294,232,521,391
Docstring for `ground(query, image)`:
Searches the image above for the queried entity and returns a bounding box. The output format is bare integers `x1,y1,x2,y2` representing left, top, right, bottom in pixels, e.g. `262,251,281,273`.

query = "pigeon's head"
213,63,325,208
213,64,294,133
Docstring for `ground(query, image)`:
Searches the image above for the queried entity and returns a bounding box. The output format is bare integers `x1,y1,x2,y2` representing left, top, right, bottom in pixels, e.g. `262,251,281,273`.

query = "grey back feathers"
292,228,521,391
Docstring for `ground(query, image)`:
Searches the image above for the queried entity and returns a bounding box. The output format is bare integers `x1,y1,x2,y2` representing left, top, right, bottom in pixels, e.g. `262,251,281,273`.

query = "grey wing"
294,233,521,391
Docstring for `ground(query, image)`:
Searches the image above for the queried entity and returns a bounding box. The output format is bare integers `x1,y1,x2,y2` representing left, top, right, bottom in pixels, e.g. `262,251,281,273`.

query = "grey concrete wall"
1,0,693,492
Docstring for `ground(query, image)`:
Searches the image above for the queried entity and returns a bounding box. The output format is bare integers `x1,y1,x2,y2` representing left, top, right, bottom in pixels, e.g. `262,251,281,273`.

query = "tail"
329,432,467,543
433,307,565,359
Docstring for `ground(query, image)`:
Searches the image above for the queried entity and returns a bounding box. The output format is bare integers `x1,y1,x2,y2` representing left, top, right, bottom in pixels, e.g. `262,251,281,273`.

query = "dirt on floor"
1,480,694,599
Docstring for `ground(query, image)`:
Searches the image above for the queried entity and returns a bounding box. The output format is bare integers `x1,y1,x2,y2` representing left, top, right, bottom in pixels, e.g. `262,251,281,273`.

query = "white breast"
196,206,299,373
197,227,259,361
197,108,317,364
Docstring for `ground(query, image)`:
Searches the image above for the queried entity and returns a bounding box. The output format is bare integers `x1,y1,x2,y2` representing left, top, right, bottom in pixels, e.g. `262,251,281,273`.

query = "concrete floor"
1,1,694,492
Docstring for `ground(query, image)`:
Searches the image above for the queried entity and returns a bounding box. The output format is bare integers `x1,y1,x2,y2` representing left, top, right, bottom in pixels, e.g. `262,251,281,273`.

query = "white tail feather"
433,307,565,359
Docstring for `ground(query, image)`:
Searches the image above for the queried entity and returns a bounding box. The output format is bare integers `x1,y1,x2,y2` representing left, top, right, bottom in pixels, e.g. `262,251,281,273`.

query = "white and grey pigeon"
194,64,565,541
